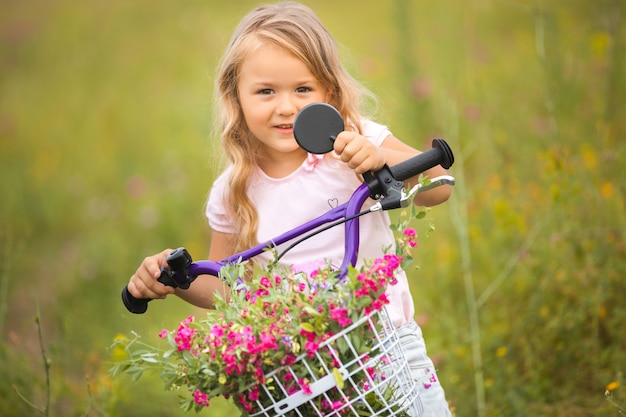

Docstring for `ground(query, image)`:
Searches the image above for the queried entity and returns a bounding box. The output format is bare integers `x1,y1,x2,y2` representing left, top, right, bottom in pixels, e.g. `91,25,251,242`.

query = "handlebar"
363,138,453,205
122,134,454,314
392,138,454,179
121,248,194,314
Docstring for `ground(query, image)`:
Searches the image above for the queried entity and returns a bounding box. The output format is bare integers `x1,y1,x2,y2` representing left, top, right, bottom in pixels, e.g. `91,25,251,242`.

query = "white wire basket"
246,307,424,417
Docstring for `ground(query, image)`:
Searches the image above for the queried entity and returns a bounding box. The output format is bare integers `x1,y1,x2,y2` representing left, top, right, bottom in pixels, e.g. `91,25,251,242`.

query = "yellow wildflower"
111,334,128,361
600,182,614,199
606,381,620,392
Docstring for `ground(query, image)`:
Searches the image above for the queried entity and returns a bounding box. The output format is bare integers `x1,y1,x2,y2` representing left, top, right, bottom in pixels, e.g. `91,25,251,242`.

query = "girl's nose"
276,94,297,116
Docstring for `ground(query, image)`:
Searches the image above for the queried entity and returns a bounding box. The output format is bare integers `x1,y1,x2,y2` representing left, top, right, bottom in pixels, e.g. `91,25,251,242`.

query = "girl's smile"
237,42,329,171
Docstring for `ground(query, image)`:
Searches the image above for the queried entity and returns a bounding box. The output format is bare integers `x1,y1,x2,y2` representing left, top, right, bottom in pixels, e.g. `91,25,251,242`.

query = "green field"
1,0,625,416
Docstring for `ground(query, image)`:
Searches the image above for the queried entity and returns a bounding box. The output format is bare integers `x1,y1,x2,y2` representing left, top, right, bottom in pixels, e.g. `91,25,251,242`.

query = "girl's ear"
325,86,334,102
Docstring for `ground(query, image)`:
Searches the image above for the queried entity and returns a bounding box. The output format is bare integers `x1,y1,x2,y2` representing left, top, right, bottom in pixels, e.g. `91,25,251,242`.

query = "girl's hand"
333,131,386,174
127,249,176,300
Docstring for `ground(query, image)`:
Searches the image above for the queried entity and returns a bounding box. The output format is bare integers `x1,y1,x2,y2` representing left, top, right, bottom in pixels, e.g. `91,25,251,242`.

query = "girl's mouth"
274,124,294,134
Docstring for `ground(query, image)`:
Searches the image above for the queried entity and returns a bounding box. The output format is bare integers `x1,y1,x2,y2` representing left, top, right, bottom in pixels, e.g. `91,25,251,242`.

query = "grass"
1,0,625,416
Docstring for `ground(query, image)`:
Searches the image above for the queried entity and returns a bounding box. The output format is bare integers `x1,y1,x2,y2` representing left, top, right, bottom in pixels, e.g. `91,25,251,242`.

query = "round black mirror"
293,103,344,154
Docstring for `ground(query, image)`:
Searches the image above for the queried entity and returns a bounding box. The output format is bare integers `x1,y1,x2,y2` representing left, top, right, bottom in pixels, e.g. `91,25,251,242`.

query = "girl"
127,2,452,416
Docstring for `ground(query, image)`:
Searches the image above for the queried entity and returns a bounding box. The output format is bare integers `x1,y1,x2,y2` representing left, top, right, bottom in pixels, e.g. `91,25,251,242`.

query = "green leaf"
140,352,159,363
180,397,194,412
300,322,315,333
303,306,319,316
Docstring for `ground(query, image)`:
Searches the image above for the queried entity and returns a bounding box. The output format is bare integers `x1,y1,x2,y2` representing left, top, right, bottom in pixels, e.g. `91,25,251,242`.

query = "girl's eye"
258,88,274,95
296,86,311,93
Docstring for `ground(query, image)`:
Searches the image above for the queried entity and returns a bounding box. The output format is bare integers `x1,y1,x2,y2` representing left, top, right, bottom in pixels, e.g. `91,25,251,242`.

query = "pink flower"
253,288,269,298
300,328,316,341
403,227,419,248
259,276,272,288
210,324,224,338
158,329,168,339
248,387,260,402
371,254,403,278
237,394,253,412
304,340,320,358
193,389,210,407
299,378,312,395
329,304,352,327
255,366,266,384
174,316,196,351
282,354,296,366
258,330,278,351
332,400,344,410
322,398,345,411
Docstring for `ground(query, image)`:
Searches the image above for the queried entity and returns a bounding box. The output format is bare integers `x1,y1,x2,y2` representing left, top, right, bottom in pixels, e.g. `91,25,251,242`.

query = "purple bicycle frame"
186,182,371,280
122,137,454,314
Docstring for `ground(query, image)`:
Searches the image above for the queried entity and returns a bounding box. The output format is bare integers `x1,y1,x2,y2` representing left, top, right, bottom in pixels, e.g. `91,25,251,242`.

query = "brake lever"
370,175,455,212
400,175,456,207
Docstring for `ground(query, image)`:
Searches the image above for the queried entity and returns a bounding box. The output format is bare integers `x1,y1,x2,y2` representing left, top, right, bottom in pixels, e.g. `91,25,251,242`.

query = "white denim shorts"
396,320,452,417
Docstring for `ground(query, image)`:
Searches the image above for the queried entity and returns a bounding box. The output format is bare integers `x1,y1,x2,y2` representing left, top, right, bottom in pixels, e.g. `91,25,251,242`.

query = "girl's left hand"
333,131,386,174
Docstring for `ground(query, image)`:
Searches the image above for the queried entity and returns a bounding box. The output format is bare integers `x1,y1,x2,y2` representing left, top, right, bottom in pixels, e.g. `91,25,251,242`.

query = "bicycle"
121,102,455,417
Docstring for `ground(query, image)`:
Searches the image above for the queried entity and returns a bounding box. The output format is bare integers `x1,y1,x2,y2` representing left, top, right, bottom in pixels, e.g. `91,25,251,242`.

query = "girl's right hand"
333,131,386,175
127,249,177,300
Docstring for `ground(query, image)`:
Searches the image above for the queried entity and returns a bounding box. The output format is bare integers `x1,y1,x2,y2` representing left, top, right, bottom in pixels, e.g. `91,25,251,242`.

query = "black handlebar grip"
121,285,150,314
389,139,454,182
121,248,193,314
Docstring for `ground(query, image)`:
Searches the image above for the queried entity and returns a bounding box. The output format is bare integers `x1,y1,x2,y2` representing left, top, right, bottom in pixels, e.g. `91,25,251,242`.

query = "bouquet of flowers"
111,209,427,417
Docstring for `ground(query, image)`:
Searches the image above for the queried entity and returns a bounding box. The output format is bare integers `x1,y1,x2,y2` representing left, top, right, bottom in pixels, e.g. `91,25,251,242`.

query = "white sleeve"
361,119,393,146
205,169,237,234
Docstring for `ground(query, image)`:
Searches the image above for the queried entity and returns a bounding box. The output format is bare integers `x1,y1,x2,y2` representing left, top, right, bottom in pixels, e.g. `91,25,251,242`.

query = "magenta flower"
193,389,210,407
299,378,312,395
210,324,224,338
259,276,272,288
332,400,344,410
403,227,419,248
300,328,316,341
237,393,253,412
258,329,278,351
304,340,320,358
329,304,352,327
174,316,196,351
282,354,296,366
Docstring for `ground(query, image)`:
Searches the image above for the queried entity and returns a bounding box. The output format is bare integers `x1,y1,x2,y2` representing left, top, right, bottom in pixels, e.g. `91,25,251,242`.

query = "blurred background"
1,0,624,416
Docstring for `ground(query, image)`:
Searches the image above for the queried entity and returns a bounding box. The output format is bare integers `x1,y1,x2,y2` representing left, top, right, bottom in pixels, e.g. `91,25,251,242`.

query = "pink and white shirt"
206,120,415,327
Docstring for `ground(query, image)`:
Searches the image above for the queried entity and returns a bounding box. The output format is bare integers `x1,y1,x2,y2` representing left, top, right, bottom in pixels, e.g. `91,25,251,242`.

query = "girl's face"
237,43,329,163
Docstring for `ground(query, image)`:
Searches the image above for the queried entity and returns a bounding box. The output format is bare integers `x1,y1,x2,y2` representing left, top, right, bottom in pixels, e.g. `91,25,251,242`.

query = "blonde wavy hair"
214,1,375,253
